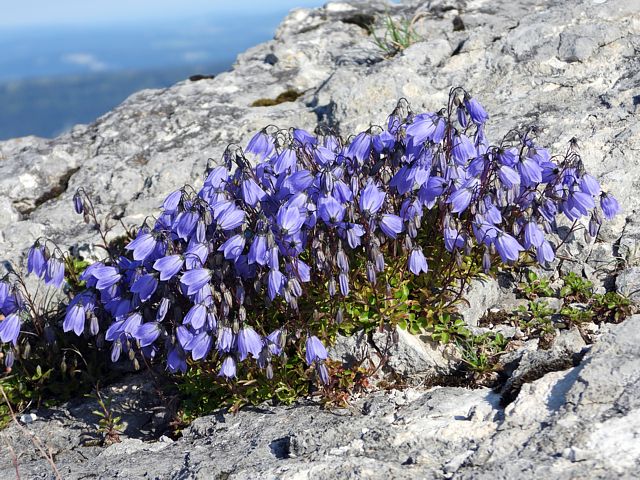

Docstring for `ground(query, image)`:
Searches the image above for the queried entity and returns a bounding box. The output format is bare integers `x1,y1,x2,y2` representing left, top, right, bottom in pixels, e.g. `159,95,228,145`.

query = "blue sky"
1,0,323,28
0,0,327,139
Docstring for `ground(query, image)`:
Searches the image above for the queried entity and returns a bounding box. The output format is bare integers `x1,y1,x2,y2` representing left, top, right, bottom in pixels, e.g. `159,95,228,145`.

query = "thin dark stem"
0,387,62,480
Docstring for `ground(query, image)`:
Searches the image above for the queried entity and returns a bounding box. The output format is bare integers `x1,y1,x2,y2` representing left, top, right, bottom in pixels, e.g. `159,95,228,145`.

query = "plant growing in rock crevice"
370,13,422,57
0,87,622,414
88,385,123,446
517,270,554,299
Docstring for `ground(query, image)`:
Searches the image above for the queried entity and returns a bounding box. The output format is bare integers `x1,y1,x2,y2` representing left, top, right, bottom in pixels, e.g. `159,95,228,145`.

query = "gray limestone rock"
619,216,640,267
372,326,453,378
2,316,638,479
457,277,507,327
616,266,640,303
500,326,588,404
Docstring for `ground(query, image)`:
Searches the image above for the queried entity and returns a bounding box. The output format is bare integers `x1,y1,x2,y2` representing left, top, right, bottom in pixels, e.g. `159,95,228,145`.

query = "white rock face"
617,266,640,302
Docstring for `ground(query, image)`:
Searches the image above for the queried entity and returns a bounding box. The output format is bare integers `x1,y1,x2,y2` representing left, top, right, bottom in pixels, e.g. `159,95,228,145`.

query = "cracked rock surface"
2,316,639,479
1,0,639,478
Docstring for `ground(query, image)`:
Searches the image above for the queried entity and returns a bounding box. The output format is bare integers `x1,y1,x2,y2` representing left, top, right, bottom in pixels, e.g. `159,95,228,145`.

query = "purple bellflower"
153,255,184,281
359,182,385,216
305,335,328,365
600,192,620,220
184,304,207,329
44,257,65,289
536,240,555,265
379,214,404,239
276,205,305,236
125,232,157,261
167,347,187,373
63,305,86,336
452,133,476,165
464,95,489,124
408,248,429,275
495,232,524,263
406,113,446,144
523,222,545,249
242,178,267,207
131,274,158,302
347,132,372,163
180,268,211,295
246,131,274,159
27,245,46,278
0,314,21,345
135,322,162,347
248,235,268,265
92,265,121,291
187,332,212,361
237,327,263,361
218,356,237,379
216,204,246,231
219,234,246,261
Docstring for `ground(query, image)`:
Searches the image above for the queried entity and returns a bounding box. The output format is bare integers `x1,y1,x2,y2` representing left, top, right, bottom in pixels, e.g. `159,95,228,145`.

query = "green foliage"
164,229,480,423
320,360,372,408
89,387,123,446
370,14,421,57
0,372,36,428
559,272,593,301
558,305,593,325
0,327,118,428
591,291,636,323
341,261,432,336
459,331,507,374
64,256,90,293
516,300,555,335
428,314,471,344
173,352,309,429
168,237,484,421
517,270,554,299
511,274,638,340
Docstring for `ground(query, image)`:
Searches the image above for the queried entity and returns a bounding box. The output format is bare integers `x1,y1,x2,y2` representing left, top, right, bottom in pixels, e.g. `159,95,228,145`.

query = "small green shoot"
458,332,508,375
517,300,555,335
560,272,593,302
517,270,554,299
89,386,123,446
591,291,637,323
370,14,421,57
429,314,471,344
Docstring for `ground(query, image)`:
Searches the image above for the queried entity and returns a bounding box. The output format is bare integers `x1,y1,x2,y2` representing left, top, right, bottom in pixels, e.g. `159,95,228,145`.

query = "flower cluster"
0,282,20,368
26,242,66,289
1,88,620,382
0,243,69,369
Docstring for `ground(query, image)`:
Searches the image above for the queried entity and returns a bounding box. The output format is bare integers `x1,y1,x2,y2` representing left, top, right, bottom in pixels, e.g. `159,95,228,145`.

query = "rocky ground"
1,0,640,478
2,315,638,479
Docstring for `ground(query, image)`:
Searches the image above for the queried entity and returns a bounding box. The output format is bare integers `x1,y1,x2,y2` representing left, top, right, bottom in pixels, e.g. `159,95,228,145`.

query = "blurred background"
0,0,323,140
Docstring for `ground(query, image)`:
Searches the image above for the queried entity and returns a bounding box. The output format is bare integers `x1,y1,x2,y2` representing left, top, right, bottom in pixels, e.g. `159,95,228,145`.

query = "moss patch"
251,90,301,107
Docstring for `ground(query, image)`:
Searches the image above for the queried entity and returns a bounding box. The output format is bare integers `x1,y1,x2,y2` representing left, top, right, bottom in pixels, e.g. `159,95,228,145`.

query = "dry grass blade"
0,386,62,480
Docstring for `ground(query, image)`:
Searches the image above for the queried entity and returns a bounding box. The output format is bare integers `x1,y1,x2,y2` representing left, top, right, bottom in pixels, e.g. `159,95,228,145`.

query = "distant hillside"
0,62,229,139
0,7,315,140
